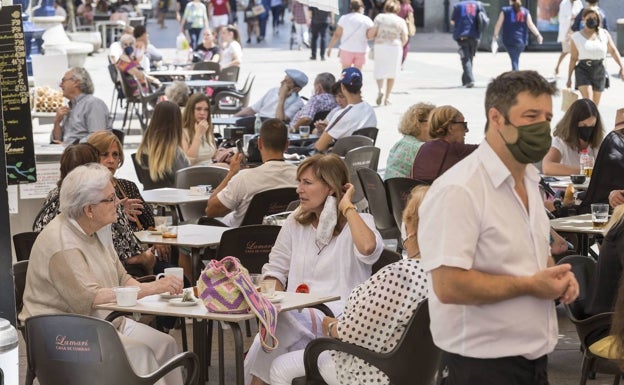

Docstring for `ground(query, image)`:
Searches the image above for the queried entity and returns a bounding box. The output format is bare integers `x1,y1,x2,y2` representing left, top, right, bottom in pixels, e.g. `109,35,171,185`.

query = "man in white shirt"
419,70,579,385
235,69,308,122
314,67,376,153
205,119,297,227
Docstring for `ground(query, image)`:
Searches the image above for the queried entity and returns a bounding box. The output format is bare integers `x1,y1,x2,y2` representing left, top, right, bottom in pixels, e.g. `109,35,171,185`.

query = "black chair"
107,60,125,121
293,299,440,385
117,69,164,132
240,187,299,226
175,166,229,223
13,261,36,385
216,225,281,274
131,153,172,190
25,314,199,385
372,248,402,274
218,66,240,82
330,135,374,157
12,232,39,261
352,127,379,145
578,130,624,214
357,168,399,244
212,74,255,115
191,61,220,80
557,255,621,385
343,146,380,205
112,128,125,146
385,177,429,229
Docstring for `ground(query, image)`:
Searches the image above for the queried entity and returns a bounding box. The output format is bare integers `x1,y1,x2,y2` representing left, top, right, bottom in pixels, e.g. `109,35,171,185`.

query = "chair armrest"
197,216,229,227
213,90,244,100
104,311,130,322
567,308,614,347
311,304,334,317
146,350,199,385
303,337,386,384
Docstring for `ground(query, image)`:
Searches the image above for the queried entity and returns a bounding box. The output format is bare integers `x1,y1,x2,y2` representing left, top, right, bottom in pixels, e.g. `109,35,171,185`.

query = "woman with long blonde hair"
136,101,190,186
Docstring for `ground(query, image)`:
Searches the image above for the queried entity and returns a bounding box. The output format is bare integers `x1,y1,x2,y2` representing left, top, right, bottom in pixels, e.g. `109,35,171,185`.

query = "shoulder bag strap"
325,105,353,133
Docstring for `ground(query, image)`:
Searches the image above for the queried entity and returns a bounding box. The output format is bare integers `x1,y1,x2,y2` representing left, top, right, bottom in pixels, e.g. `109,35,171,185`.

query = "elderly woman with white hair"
116,34,161,96
20,163,184,385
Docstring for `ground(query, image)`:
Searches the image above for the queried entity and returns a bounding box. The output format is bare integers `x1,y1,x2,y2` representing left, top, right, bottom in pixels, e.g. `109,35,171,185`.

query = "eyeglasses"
98,193,118,204
453,121,468,131
60,76,75,83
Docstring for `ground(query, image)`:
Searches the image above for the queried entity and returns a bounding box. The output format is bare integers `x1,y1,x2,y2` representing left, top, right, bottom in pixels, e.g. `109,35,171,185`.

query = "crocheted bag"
197,256,279,351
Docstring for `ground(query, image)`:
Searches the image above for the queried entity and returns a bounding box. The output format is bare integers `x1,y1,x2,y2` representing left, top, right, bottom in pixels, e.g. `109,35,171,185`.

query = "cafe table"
135,224,228,282
550,213,604,256
142,187,210,226
548,176,590,191
147,69,216,78
97,291,340,385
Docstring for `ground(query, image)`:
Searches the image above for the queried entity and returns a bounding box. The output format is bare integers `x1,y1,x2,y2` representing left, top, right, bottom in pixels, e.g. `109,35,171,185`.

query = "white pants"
293,23,309,46
120,318,183,385
270,350,339,385
244,309,324,384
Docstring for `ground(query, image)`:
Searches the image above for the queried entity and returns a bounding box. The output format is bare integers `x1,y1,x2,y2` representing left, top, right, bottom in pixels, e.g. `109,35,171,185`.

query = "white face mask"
400,221,408,244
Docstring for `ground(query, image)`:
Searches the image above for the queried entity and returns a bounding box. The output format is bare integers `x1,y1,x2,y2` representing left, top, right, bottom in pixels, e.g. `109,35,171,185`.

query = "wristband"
341,205,356,217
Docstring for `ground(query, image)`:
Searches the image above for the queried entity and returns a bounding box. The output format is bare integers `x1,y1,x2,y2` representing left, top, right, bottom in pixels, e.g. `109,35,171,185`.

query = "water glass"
591,203,609,229
299,125,310,139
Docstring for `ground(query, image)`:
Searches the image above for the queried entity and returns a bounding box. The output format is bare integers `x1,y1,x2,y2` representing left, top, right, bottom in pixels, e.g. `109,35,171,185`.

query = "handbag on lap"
197,256,279,351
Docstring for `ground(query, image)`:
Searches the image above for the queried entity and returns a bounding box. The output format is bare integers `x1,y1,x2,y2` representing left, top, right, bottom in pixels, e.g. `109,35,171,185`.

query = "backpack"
476,2,490,33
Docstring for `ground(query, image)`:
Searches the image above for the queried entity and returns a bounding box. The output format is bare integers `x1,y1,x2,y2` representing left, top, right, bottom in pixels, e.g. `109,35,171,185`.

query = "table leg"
218,322,225,385
580,234,589,256
230,322,244,385
191,247,201,282
168,204,180,226
193,319,208,384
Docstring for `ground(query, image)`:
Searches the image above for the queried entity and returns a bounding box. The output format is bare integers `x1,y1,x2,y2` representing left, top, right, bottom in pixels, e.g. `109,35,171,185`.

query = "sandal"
376,92,383,106
384,99,391,106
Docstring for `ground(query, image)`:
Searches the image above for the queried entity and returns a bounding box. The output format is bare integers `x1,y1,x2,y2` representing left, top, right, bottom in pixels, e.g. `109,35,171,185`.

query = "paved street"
19,13,624,385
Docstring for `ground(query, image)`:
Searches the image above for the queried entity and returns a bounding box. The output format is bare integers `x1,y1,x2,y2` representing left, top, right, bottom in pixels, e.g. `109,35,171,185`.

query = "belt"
579,59,603,67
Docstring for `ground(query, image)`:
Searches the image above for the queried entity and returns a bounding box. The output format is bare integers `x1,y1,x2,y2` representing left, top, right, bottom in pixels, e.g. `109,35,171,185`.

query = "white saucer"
160,292,183,299
266,293,284,303
169,298,199,306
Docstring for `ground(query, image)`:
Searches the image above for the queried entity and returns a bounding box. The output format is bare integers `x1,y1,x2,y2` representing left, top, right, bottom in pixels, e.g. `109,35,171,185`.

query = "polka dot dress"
333,258,428,384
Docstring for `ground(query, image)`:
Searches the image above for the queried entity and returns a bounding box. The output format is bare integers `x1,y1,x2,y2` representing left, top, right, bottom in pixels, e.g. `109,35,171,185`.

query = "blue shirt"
501,6,529,47
452,1,481,40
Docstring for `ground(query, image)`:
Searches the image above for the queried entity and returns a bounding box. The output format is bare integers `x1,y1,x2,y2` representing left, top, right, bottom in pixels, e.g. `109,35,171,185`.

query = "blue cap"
340,67,362,88
285,69,308,89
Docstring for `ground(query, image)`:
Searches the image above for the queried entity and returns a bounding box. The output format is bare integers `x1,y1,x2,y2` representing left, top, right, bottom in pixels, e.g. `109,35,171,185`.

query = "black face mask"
578,126,594,142
123,46,133,56
585,17,599,29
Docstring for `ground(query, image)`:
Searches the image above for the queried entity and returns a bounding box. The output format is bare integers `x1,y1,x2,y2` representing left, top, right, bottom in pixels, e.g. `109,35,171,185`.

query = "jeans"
505,44,525,71
271,5,282,29
457,37,477,86
188,27,202,50
310,22,328,58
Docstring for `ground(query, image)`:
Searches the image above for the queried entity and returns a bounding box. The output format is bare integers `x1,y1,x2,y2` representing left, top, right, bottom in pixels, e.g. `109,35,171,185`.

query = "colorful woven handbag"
197,256,279,351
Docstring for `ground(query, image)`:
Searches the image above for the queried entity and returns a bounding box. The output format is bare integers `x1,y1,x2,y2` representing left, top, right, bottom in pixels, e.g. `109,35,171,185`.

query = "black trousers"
438,351,549,385
457,37,477,86
310,22,328,59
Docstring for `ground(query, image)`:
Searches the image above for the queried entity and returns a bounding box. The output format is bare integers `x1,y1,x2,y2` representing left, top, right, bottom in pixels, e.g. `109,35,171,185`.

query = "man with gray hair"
289,72,337,132
52,67,111,144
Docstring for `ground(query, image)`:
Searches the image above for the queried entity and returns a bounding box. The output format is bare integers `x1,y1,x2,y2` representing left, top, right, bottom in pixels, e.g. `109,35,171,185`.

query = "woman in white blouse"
367,0,407,106
542,98,604,176
566,8,624,106
268,185,430,385
244,154,383,385
220,25,243,68
181,93,217,164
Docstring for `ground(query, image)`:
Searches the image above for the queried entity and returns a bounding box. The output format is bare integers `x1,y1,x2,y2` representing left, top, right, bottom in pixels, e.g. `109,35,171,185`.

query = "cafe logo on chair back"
245,241,272,255
55,335,91,352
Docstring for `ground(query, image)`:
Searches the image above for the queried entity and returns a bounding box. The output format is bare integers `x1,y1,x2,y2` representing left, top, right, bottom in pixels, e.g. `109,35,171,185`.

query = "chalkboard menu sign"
0,5,36,185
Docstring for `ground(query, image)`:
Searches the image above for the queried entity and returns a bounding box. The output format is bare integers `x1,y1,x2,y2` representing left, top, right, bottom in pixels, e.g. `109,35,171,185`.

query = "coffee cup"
113,286,140,306
156,267,184,282
260,279,276,298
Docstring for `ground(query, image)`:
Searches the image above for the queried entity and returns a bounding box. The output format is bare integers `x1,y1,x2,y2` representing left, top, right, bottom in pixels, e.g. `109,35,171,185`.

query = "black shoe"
310,56,316,60
246,38,251,44
321,57,325,61
465,82,474,88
